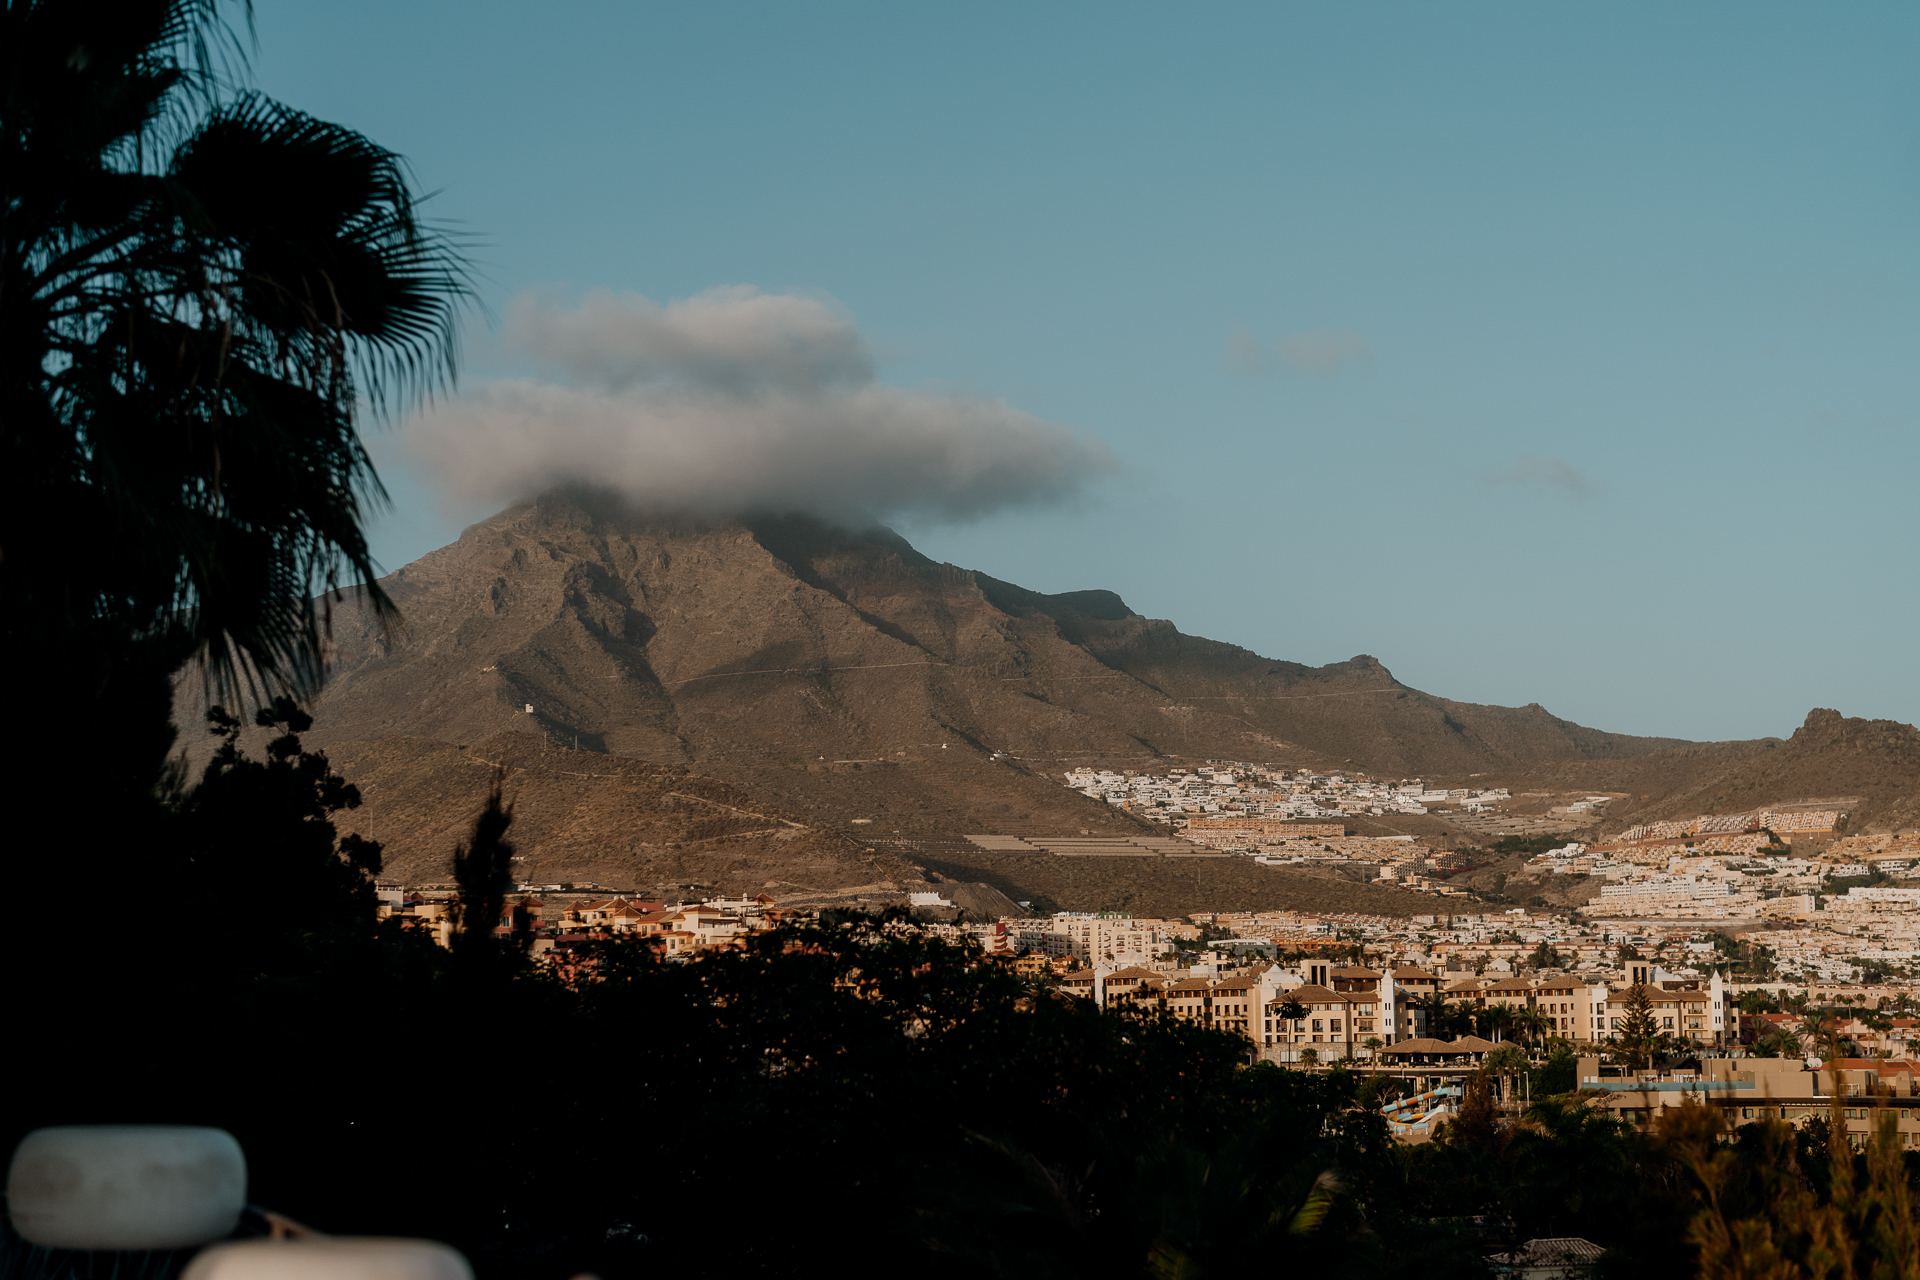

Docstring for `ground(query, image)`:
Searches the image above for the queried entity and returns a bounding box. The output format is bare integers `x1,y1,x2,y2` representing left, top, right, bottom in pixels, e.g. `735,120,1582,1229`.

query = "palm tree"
1482,1004,1517,1044
1484,1043,1528,1105
1412,993,1464,1040
1512,1005,1551,1049
3,1,468,750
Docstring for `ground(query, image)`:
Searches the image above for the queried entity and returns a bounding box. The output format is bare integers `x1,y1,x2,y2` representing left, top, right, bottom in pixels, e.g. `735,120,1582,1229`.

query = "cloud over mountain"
403,287,1114,524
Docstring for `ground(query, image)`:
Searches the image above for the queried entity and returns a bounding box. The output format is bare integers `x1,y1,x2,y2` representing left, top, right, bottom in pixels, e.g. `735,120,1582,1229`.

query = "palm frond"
2,1,468,705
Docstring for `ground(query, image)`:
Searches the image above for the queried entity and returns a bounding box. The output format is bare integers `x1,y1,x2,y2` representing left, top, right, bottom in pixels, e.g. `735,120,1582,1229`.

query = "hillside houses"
1060,763,1510,824
376,890,783,959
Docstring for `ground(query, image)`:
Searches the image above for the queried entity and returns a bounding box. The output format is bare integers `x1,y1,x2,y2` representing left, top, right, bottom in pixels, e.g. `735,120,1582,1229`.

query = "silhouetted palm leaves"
2,0,468,708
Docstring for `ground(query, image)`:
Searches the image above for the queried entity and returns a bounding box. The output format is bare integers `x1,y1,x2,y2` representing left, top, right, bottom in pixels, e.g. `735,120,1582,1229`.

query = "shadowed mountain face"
302,490,1687,837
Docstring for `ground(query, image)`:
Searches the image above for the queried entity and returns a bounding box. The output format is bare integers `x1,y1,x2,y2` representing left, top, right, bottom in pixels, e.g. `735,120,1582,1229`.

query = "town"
372,760,1920,1157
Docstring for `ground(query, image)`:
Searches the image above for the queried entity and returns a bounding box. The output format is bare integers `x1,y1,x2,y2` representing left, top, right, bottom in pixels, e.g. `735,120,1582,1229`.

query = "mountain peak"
310,498,1692,813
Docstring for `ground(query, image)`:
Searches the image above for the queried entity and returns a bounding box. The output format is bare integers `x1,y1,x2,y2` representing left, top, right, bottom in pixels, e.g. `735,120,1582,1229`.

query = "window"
1312,1019,1323,1032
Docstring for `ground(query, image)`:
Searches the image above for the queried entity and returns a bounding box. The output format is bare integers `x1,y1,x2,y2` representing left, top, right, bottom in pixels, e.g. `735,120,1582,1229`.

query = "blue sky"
253,1,1920,743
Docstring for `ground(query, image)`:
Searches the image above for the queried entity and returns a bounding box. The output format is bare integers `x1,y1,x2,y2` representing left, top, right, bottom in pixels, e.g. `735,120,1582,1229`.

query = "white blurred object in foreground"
184,1239,473,1280
7,1125,246,1250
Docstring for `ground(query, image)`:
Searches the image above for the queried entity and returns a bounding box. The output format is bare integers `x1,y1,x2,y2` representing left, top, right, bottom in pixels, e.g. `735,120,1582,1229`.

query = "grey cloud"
406,287,1115,524
1223,328,1267,375
1485,454,1594,496
1224,327,1372,375
1276,329,1371,373
506,285,872,394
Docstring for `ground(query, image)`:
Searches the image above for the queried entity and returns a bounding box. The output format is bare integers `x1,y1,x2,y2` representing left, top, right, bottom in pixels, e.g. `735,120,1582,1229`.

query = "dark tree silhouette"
2,0,468,832
452,774,522,974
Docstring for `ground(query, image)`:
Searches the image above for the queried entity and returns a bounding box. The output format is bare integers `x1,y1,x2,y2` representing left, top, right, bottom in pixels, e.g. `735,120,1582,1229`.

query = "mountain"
258,488,1913,902
1518,708,1920,837
299,489,1686,836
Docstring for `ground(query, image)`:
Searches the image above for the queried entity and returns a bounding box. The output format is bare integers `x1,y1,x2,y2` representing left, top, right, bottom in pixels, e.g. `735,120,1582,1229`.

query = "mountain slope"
326,731,916,894
300,490,1689,839
1516,709,1920,835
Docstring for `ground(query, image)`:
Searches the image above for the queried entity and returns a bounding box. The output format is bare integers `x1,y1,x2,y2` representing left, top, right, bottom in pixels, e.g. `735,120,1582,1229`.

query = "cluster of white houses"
1062,763,1514,823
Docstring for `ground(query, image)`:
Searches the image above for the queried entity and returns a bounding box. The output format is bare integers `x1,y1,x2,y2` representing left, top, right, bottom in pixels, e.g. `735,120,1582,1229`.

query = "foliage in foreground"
6,715,1918,1280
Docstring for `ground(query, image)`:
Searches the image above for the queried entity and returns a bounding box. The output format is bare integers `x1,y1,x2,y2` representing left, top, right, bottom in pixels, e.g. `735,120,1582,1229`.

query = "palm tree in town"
2,0,468,809
1482,1004,1517,1044
1512,1005,1552,1049
1413,993,1463,1040
1484,1043,1528,1106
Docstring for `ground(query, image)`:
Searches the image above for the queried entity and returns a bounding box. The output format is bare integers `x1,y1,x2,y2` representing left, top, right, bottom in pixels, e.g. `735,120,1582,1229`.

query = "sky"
250,1,1920,744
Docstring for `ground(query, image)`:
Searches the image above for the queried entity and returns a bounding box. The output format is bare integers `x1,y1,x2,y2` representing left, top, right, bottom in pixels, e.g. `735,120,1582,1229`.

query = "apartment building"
1100,965,1168,1008
1014,913,1172,965
1325,965,1408,1047
1531,974,1611,1041
1159,970,1272,1040
1261,982,1388,1063
1389,966,1444,1041
1434,967,1728,1047
1579,1056,1920,1150
1598,971,1727,1045
1585,877,1763,919
1441,974,1610,1043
